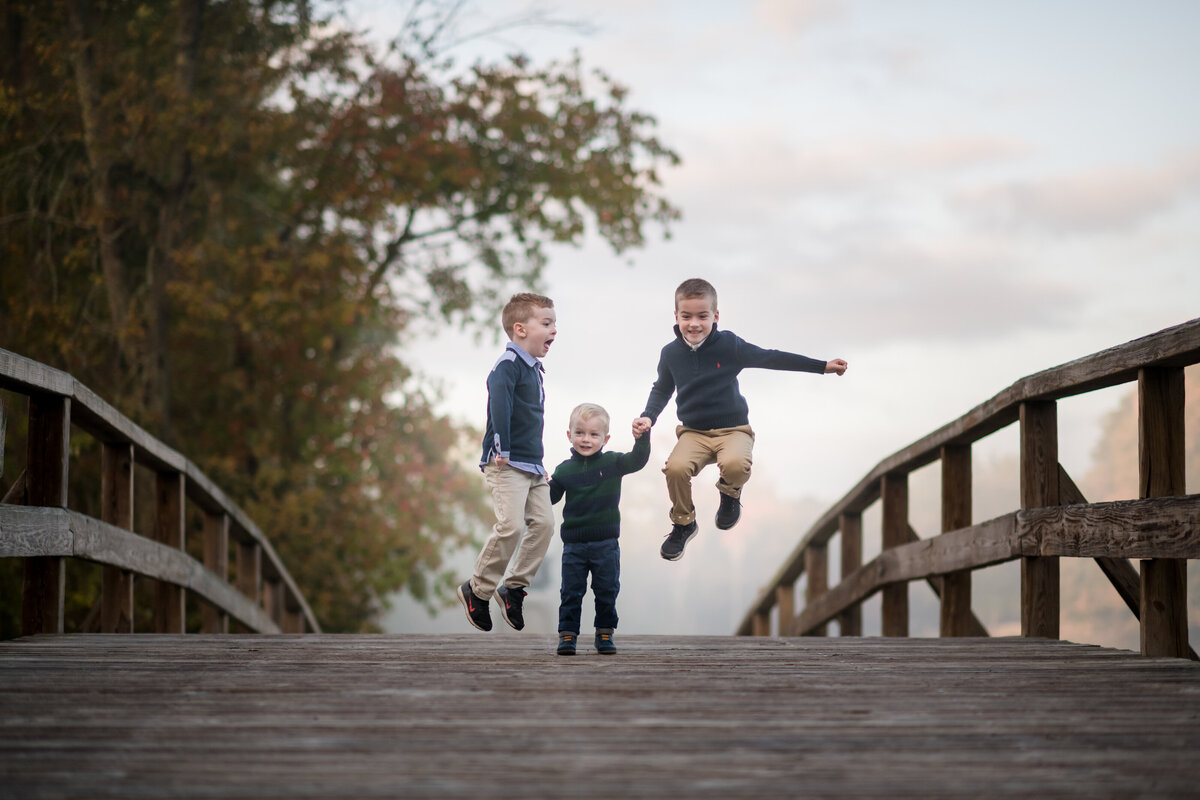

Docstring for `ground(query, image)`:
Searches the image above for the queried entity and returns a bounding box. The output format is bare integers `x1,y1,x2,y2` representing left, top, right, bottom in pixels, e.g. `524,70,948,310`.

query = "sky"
341,1,1200,642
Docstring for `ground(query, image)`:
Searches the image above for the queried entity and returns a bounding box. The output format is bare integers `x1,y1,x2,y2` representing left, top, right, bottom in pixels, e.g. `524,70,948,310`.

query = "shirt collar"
506,341,544,370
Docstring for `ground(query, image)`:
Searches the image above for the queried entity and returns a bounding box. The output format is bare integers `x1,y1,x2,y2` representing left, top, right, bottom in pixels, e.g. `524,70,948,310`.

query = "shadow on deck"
2,634,1199,798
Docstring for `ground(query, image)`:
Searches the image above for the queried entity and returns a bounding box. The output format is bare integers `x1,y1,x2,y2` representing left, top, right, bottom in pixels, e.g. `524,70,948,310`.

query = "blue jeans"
558,539,620,635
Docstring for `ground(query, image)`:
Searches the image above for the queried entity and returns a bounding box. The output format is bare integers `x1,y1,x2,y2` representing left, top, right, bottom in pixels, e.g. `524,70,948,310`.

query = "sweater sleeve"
549,475,564,505
615,434,652,476
486,358,520,457
640,350,675,424
735,336,826,374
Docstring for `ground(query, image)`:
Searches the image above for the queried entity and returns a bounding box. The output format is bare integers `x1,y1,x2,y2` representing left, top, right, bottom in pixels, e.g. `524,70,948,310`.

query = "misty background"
339,1,1200,650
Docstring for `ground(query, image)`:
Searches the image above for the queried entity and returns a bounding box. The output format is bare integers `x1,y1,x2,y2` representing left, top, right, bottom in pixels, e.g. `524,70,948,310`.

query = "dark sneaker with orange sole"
457,581,492,631
495,585,526,631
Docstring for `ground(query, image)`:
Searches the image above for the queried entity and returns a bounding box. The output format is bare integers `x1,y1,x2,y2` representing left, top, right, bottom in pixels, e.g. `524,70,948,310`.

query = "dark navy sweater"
479,343,546,470
549,436,651,543
641,325,827,430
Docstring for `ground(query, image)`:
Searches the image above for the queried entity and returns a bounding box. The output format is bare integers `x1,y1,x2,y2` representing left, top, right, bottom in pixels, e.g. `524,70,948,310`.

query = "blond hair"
674,278,717,311
502,292,554,339
568,402,610,433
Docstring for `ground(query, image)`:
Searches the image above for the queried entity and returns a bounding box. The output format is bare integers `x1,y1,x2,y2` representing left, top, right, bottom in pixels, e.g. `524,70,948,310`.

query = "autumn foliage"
0,1,679,631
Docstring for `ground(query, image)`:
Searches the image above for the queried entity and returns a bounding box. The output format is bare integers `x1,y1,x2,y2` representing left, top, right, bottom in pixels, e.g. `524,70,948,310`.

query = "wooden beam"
881,472,909,637
776,583,794,637
100,442,134,633
154,471,186,634
837,513,862,637
23,394,69,635
1020,401,1059,639
804,543,828,636
752,612,769,637
940,445,973,637
1016,495,1200,559
202,511,230,634
1138,367,1189,659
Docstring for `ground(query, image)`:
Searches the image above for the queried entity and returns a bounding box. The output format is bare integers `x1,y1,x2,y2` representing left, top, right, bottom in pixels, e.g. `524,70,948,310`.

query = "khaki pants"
470,463,554,599
663,425,755,525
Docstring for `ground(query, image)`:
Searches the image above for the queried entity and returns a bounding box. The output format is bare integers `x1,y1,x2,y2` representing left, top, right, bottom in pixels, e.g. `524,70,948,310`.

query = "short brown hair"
568,402,610,433
502,292,554,339
674,278,717,311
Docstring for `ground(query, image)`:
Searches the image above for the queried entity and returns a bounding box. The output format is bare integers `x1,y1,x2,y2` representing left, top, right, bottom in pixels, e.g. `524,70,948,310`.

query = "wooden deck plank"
1,635,1198,798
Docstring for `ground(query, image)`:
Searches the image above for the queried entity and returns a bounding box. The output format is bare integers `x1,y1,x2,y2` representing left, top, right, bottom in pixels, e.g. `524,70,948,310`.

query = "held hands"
632,416,652,438
825,359,848,376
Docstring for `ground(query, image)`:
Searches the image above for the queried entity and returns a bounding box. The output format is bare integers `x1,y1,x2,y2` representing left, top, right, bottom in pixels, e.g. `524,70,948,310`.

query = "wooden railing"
0,348,320,635
736,319,1199,659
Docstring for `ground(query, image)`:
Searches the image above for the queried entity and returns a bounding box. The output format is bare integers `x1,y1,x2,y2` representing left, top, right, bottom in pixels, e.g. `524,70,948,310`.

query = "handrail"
0,347,320,635
736,318,1200,659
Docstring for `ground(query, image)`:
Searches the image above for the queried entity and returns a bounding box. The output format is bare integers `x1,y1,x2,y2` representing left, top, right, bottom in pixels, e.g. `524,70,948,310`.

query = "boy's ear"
565,429,572,443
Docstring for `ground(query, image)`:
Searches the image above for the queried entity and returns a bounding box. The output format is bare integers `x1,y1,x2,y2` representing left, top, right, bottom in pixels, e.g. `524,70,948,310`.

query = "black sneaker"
660,520,698,561
457,581,492,631
557,632,577,656
495,585,526,631
715,492,742,530
594,629,617,655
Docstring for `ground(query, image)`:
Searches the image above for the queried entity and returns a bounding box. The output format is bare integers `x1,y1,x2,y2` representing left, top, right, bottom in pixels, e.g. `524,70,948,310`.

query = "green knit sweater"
548,436,651,543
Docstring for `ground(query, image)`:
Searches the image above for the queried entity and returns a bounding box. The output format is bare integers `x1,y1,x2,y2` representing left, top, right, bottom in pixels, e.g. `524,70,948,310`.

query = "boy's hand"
632,417,652,437
825,359,848,376
493,455,510,467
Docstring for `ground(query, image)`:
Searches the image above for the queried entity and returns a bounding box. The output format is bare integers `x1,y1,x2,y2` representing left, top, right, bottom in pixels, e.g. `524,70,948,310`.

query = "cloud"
753,0,845,40
670,128,1029,200
956,149,1200,234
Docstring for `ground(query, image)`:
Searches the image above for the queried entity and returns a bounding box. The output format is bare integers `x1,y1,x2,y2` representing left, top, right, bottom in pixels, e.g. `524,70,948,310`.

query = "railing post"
100,442,135,632
776,583,794,636
263,577,283,628
282,596,305,633
804,543,828,636
1138,367,1188,658
154,471,186,633
23,394,69,635
202,511,230,633
940,444,973,637
236,538,262,631
881,472,909,637
838,512,862,636
1020,401,1060,639
752,611,770,637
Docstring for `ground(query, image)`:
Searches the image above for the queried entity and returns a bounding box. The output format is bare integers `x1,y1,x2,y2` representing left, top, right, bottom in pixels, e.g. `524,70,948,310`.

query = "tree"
0,0,680,631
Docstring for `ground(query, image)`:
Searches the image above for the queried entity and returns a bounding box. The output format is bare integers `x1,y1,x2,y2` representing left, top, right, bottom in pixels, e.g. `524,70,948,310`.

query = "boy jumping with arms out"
548,403,650,655
633,278,847,562
458,293,558,632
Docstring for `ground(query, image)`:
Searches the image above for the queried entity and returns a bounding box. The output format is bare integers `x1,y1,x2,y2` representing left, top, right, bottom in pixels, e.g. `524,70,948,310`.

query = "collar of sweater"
569,447,608,462
673,323,719,351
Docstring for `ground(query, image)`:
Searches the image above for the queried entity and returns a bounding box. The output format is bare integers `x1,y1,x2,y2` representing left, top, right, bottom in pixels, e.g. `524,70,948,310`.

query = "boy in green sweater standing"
549,403,650,655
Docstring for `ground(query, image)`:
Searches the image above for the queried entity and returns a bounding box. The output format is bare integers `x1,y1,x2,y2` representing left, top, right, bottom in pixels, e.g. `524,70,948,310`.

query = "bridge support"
1138,367,1189,659
838,512,862,636
1020,401,1059,639
805,543,828,636
100,442,135,633
881,472,908,637
940,445,974,637
22,395,69,636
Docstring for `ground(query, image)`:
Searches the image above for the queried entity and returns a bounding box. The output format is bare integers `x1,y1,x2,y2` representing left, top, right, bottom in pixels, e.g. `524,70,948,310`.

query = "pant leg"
713,425,755,498
505,474,553,589
589,539,621,631
472,464,539,598
557,543,588,635
663,426,717,525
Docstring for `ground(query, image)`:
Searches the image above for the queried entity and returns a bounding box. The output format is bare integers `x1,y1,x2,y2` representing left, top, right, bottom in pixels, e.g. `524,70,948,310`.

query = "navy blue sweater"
641,325,826,430
479,343,546,469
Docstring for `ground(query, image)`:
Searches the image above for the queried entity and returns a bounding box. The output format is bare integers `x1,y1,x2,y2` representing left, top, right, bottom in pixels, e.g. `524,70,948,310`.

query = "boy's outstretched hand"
825,359,848,376
632,416,652,437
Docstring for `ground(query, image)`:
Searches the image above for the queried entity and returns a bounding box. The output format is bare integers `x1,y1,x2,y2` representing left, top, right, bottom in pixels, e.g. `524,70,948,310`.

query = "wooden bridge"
2,633,1199,798
2,323,1200,797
